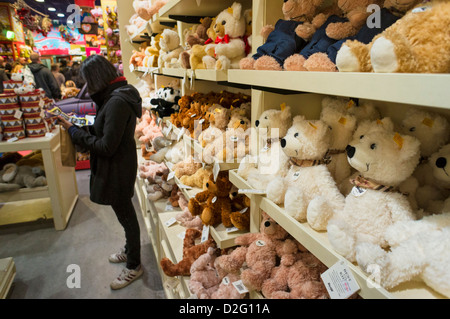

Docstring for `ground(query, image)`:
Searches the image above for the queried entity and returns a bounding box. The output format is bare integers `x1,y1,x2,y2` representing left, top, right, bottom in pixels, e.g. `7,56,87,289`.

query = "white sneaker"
110,265,144,290
108,248,127,263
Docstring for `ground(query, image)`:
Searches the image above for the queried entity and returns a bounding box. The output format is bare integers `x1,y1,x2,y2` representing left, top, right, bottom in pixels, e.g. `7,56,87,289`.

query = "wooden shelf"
187,69,228,82
228,70,450,109
159,0,252,19
129,21,153,43
229,169,445,299
0,186,49,203
0,257,15,299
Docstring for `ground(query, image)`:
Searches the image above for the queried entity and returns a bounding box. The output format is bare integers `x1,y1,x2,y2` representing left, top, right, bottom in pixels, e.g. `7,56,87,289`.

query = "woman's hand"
56,116,73,130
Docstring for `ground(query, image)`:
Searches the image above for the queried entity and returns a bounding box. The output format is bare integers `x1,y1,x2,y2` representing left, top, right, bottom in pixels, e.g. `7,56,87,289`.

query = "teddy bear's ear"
231,2,242,20
395,133,421,164
292,115,306,125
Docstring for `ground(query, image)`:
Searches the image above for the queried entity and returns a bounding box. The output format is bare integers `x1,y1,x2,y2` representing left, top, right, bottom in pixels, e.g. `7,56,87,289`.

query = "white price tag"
177,127,185,141
213,160,220,182
129,64,135,72
239,207,248,214
211,196,217,203
226,226,239,233
351,186,367,197
293,171,301,181
238,189,266,195
178,183,193,190
14,110,23,119
321,260,360,299
167,171,175,181
7,137,19,143
232,280,249,294
222,276,230,286
165,217,177,227
165,203,174,211
201,225,210,243
255,240,266,247
45,132,55,138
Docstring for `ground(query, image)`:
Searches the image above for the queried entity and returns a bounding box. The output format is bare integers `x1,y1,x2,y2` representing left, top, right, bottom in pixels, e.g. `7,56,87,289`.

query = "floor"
0,169,166,299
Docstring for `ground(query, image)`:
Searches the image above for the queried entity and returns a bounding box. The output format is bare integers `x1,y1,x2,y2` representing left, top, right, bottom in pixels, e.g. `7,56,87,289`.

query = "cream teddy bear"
326,118,421,262
203,2,247,70
265,115,345,225
356,212,450,298
158,29,184,69
239,105,292,191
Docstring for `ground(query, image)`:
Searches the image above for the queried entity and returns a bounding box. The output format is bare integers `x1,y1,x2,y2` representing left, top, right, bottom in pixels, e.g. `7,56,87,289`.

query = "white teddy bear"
355,212,450,298
326,117,421,262
265,115,345,225
203,2,247,70
239,105,292,191
158,29,184,69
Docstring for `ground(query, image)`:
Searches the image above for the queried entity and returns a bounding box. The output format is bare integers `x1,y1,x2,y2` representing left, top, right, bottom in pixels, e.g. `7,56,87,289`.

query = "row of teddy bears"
129,0,450,74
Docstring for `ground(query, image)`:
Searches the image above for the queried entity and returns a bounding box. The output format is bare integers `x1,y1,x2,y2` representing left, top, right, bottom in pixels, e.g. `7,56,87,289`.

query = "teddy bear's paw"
147,191,163,202
203,55,217,69
239,57,255,70
254,56,282,71
304,52,338,72
284,189,307,221
307,196,333,231
266,178,286,204
283,54,307,71
327,221,356,261
216,57,230,71
336,44,361,72
370,37,399,73
355,242,386,274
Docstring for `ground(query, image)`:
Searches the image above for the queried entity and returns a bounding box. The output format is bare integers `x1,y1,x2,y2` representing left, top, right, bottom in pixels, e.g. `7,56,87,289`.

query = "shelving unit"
0,257,15,299
117,0,450,300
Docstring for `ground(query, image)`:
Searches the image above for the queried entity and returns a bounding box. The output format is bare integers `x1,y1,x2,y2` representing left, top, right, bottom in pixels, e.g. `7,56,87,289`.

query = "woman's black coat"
70,79,142,205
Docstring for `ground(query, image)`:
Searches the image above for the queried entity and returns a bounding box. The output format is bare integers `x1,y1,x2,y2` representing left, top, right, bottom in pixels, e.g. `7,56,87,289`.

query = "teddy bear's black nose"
206,183,209,188
255,120,260,127
346,145,355,158
280,138,286,148
264,221,271,227
240,120,245,125
436,157,447,169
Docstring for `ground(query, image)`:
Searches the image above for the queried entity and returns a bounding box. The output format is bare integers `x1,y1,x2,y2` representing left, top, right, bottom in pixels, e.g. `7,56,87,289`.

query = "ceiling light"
35,0,45,3
57,13,65,17
48,7,56,11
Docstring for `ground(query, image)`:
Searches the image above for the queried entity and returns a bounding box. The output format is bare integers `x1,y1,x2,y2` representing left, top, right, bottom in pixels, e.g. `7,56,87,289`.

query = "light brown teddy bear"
179,166,213,189
337,0,450,73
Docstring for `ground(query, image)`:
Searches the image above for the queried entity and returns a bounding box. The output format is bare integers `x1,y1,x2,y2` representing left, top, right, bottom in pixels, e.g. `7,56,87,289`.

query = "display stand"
0,127,79,230
0,257,15,299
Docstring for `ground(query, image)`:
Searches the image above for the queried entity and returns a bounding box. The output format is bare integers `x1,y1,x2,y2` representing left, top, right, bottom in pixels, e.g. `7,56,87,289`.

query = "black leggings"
111,199,141,270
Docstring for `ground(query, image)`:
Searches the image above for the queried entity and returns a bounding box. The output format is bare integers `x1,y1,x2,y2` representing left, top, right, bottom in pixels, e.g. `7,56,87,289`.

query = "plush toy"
356,212,450,298
146,172,175,201
139,160,168,182
197,105,231,148
338,0,450,73
188,171,233,227
284,0,384,71
130,49,146,68
202,2,247,70
240,105,292,190
228,189,251,231
240,0,332,70
175,192,204,231
215,212,298,291
158,29,184,69
326,118,421,262
134,0,168,21
188,247,222,298
143,34,161,68
180,17,213,69
125,13,147,36
0,163,46,192
265,115,345,229
335,0,422,72
179,166,213,189
150,86,181,118
211,252,247,299
11,66,35,94
160,228,216,277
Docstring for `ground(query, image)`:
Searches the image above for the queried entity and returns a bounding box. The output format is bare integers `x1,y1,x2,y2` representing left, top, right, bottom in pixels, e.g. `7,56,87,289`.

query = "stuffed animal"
160,228,216,277
356,212,450,298
197,105,231,148
211,251,247,299
134,0,168,21
336,0,422,72
240,0,332,70
179,166,213,189
265,115,345,229
130,49,146,68
228,189,251,231
173,155,202,178
179,17,213,69
0,163,46,192
125,13,147,36
202,2,247,70
11,66,35,94
158,29,184,69
146,172,175,201
338,0,450,73
188,171,233,227
175,192,204,231
150,86,181,118
326,118,421,262
138,160,168,182
188,247,222,298
215,212,298,291
284,0,384,71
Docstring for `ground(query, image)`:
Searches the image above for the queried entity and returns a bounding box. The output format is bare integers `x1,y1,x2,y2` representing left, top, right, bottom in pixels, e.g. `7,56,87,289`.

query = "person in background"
51,63,65,89
56,54,144,290
28,53,61,100
0,57,8,93
60,59,73,82
71,62,86,89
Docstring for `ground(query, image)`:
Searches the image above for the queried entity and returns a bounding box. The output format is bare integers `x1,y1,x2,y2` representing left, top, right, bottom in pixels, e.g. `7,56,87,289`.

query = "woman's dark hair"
80,55,119,94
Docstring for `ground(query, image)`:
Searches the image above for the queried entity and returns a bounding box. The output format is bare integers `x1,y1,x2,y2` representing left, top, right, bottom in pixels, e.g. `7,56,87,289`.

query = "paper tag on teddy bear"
240,207,248,214
232,280,249,294
321,260,360,299
167,171,175,181
412,6,431,13
213,160,220,182
351,186,367,197
201,225,210,243
230,136,239,142
293,171,301,181
177,127,185,141
238,189,266,195
222,276,230,286
255,240,266,247
211,196,217,203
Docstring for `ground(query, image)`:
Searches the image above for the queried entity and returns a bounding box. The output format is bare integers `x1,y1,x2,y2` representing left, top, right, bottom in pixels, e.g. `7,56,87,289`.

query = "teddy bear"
265,115,345,229
215,212,299,291
0,163,47,192
143,34,161,68
188,171,233,227
338,0,450,73
240,0,333,71
240,105,293,191
325,117,421,262
179,17,213,69
175,191,204,230
158,29,184,69
134,0,168,21
146,171,175,201
130,49,146,68
355,212,450,298
335,0,422,72
160,228,216,277
179,166,213,189
202,2,248,70
173,155,202,178
228,188,251,231
197,105,231,148
125,13,147,36
150,86,181,118
284,0,385,72
138,160,168,182
188,247,222,298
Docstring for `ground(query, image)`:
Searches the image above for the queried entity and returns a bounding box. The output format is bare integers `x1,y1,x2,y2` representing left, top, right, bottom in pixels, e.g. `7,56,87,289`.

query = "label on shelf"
226,226,239,233
321,260,360,299
238,189,266,195
167,171,175,181
6,137,18,143
165,217,177,227
129,64,135,72
201,225,210,243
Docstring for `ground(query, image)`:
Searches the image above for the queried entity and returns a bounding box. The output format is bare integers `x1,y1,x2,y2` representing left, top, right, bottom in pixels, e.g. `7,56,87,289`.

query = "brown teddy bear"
160,228,216,277
188,171,233,226
227,187,251,231
180,17,213,69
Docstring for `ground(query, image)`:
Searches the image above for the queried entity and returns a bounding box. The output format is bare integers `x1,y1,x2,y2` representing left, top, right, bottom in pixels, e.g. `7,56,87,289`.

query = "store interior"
0,0,450,300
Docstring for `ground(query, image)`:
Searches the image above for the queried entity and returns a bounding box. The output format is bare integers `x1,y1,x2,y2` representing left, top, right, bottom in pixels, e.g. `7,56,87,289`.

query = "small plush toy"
179,17,213,69
146,172,175,201
188,247,222,298
175,192,204,231
338,0,450,73
150,86,181,118
139,160,168,182
326,118,421,262
0,163,47,192
158,29,184,69
228,189,251,231
173,155,202,178
134,0,168,21
202,2,247,70
240,0,332,70
335,0,422,72
188,171,233,226
265,115,345,229
125,13,147,36
160,228,216,277
197,105,231,148
215,212,298,291
179,166,213,189
356,212,450,298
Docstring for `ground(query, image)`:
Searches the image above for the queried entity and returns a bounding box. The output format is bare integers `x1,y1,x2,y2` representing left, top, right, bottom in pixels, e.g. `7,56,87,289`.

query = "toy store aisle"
0,169,166,299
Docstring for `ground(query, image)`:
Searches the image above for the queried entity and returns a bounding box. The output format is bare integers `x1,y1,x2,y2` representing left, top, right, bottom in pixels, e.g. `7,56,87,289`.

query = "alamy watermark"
367,4,383,29
66,264,81,289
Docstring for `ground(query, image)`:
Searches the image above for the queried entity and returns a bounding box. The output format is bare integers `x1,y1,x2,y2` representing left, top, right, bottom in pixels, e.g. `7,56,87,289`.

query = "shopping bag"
60,127,77,167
